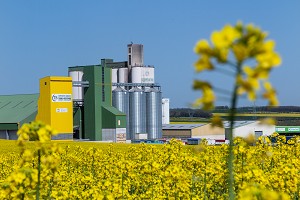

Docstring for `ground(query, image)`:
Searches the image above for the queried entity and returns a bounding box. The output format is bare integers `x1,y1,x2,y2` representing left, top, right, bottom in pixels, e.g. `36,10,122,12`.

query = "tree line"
170,106,300,118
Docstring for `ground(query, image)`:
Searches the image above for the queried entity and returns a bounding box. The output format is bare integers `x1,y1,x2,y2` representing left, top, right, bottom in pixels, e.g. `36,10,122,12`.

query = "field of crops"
0,129,300,199
214,112,300,118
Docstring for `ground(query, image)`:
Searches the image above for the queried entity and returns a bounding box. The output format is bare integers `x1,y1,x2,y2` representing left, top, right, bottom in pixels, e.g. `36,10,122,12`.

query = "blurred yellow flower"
211,25,241,48
193,80,215,110
194,22,281,108
237,75,259,101
263,82,279,106
194,55,214,72
211,114,224,128
194,39,212,55
256,51,281,69
259,117,276,125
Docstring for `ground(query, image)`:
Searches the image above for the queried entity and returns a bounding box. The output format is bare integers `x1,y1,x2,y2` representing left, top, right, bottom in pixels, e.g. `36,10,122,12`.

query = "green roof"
0,94,39,129
102,105,126,116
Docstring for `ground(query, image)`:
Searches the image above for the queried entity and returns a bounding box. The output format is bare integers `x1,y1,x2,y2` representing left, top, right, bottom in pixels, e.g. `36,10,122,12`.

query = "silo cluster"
112,43,163,140
113,86,162,140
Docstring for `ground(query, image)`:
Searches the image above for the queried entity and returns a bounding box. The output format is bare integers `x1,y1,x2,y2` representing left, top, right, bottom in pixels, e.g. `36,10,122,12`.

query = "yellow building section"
36,76,73,136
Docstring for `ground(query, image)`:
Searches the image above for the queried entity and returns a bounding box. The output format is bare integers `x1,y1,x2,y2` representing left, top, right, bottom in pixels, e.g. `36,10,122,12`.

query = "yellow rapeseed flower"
194,39,212,55
211,25,241,48
193,80,215,110
263,82,279,106
211,115,224,128
233,43,248,62
194,55,214,72
236,74,259,101
256,51,281,69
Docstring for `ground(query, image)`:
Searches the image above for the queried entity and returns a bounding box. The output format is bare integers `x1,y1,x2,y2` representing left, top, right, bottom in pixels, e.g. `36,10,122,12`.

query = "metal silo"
141,66,155,84
145,88,162,139
131,66,142,83
69,71,84,102
111,68,118,90
118,68,128,83
112,87,129,138
129,87,146,140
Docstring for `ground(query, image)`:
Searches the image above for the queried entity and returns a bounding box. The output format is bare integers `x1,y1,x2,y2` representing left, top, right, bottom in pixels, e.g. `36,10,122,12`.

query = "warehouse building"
162,120,276,141
224,121,275,139
162,124,225,140
0,94,38,139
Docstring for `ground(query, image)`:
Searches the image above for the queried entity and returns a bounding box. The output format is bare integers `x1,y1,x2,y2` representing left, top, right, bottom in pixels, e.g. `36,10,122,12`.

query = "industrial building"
162,124,225,140
162,120,276,141
224,121,275,139
0,94,39,139
0,44,165,142
69,59,127,142
36,76,74,139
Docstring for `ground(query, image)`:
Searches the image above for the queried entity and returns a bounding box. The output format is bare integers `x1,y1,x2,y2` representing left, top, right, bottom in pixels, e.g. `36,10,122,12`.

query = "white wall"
232,121,275,138
102,128,127,143
162,98,170,124
192,135,225,140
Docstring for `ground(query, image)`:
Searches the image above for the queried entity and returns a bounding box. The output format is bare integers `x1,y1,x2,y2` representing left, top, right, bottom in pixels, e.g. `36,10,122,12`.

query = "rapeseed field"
0,122,299,199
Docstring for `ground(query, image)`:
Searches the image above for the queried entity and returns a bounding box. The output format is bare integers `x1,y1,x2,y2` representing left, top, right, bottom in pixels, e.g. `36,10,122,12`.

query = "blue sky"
1,1,299,108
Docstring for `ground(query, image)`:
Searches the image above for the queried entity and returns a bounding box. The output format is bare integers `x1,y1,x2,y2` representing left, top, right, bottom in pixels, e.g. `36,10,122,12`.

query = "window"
102,67,105,102
128,55,131,65
128,48,131,53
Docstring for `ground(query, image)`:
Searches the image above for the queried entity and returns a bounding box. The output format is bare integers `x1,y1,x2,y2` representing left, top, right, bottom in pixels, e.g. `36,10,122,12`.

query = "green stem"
122,173,124,200
228,62,242,200
36,149,41,200
47,176,54,200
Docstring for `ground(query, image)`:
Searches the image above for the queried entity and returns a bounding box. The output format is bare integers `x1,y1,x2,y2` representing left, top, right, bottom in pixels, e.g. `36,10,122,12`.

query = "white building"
224,121,275,139
162,98,170,124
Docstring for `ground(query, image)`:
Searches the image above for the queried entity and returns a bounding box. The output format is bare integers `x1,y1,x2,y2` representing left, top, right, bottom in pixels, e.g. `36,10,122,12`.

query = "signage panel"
52,94,72,102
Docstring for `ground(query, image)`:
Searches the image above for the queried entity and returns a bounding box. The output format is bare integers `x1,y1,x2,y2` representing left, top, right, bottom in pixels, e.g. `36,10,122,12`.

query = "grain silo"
118,67,128,89
69,70,84,103
146,88,162,139
131,66,143,84
111,68,118,90
142,66,155,84
112,87,130,139
129,87,146,139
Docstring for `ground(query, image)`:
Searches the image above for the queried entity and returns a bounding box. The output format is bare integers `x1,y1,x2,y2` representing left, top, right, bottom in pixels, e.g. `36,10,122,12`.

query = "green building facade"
275,126,300,136
69,59,127,142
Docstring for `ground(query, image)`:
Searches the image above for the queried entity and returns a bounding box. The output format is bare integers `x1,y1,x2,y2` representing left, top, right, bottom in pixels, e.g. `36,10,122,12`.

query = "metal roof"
102,105,126,116
0,94,39,125
223,121,256,129
162,124,206,130
162,121,257,130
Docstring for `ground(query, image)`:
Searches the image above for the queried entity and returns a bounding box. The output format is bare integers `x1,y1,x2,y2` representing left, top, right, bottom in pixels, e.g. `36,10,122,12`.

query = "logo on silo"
52,94,72,102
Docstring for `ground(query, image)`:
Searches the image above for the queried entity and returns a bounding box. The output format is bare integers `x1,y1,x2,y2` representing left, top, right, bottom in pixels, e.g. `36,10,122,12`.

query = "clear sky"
1,1,299,108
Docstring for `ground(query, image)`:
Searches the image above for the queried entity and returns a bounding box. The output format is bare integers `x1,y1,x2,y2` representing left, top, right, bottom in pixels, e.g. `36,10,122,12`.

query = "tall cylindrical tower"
129,87,146,139
111,68,118,90
112,87,129,138
146,88,162,139
127,44,144,82
118,67,128,89
69,71,84,103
